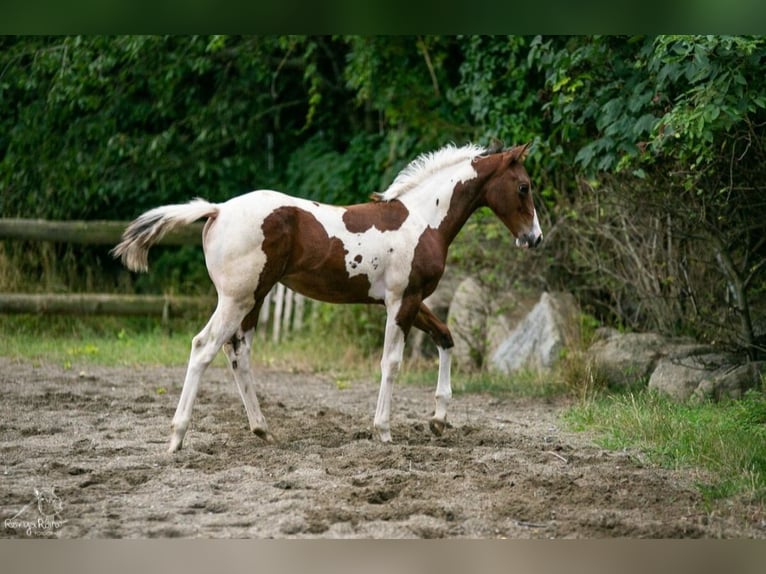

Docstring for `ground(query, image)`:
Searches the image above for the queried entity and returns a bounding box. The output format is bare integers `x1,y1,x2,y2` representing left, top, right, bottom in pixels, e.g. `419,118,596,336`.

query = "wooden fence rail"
0,218,308,341
0,293,215,317
0,218,202,245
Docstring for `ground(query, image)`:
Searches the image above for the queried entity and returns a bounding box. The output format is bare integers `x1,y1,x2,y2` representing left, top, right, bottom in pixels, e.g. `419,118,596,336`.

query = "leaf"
634,113,658,134
704,106,721,122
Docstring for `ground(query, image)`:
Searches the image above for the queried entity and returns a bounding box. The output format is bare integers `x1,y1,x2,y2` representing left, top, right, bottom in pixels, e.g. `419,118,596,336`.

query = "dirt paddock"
1,356,763,538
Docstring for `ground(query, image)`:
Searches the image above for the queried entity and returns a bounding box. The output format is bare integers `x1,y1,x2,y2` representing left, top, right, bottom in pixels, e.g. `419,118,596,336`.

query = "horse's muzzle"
516,233,543,249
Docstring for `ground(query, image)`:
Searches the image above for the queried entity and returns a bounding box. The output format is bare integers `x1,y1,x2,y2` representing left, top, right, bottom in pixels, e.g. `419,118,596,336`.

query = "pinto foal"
112,143,543,451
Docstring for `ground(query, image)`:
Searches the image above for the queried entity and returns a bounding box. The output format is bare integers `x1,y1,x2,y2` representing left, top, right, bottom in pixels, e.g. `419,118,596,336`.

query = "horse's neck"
396,163,486,243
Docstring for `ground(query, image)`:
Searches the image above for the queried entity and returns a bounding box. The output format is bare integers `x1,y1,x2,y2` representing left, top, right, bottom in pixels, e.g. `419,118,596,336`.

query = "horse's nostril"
534,234,543,248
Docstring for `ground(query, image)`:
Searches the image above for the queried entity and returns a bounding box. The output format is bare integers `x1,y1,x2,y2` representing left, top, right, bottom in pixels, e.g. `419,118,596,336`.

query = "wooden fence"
0,218,308,342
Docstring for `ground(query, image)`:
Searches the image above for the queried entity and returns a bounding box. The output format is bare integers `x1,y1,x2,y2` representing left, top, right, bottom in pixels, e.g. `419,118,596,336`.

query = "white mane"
377,143,487,202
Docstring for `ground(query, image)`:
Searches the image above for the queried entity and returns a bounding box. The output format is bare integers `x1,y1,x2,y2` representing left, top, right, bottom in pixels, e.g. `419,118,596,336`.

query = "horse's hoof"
168,432,184,453
376,429,392,443
253,428,274,443
429,418,446,436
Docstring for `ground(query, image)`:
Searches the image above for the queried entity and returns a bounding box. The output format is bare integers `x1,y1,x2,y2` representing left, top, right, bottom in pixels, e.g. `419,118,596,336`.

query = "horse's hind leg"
222,315,273,442
413,303,454,436
168,296,246,452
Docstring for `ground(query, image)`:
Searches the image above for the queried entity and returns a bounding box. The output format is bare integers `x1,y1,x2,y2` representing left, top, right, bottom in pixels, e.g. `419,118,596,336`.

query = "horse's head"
476,142,543,249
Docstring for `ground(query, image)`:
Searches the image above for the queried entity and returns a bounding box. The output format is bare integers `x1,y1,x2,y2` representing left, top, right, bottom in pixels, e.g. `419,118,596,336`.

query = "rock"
587,328,764,401
442,277,543,370
447,277,489,370
692,362,766,402
647,349,723,401
587,330,676,388
648,348,765,402
485,291,540,358
490,291,581,374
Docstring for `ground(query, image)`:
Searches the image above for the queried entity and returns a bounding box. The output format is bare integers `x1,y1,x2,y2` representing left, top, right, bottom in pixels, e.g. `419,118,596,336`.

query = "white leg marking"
168,299,243,452
222,328,272,442
374,303,406,443
430,346,452,435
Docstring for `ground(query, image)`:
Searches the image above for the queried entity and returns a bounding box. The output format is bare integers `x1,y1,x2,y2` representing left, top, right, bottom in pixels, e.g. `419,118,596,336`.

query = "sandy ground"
1,356,764,539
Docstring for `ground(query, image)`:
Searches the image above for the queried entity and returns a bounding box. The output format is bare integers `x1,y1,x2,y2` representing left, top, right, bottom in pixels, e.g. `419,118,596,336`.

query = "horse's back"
221,189,301,214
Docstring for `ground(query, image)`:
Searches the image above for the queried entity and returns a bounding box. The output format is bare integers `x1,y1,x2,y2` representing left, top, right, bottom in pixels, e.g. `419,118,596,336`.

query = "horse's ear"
508,142,532,164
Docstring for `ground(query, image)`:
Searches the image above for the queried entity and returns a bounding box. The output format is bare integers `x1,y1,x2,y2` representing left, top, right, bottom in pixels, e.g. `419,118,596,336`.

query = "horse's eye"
518,183,529,195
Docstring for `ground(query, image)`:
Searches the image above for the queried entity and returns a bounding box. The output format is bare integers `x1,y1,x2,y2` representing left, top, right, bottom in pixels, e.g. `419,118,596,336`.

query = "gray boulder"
490,291,581,374
587,329,675,388
647,348,722,401
692,362,766,402
648,349,764,402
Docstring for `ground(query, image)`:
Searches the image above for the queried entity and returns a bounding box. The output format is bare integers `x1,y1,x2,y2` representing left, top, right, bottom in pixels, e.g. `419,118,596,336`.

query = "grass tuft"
564,387,766,503
0,314,380,374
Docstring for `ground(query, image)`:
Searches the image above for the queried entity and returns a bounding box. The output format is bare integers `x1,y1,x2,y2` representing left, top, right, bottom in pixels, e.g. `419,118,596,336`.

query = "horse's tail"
111,198,218,272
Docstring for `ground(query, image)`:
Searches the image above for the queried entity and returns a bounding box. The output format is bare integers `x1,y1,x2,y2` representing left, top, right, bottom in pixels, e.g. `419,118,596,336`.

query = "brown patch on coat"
342,200,409,233
413,303,454,349
258,206,379,305
394,227,447,334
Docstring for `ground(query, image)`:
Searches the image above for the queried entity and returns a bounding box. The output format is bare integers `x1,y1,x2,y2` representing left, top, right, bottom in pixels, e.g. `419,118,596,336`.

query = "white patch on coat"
531,208,543,240
378,143,486,202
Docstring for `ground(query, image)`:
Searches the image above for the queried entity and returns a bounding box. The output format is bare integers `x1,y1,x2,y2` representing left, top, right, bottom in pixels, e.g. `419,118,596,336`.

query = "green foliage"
530,35,659,174
531,35,766,178
4,34,763,219
449,35,558,199
530,35,766,353
286,132,387,204
1,36,278,219
0,314,218,368
647,35,766,169
344,36,464,143
449,36,540,144
306,301,386,354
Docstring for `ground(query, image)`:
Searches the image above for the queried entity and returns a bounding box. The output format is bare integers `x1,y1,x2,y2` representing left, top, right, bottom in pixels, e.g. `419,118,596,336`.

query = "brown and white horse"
112,142,542,452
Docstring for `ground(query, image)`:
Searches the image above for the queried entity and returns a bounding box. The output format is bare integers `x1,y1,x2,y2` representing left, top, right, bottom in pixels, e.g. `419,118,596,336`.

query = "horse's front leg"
373,298,414,442
430,346,452,436
412,303,455,436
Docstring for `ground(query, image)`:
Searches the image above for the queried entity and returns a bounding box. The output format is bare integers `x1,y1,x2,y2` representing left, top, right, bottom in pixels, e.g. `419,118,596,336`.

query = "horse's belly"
280,269,383,304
